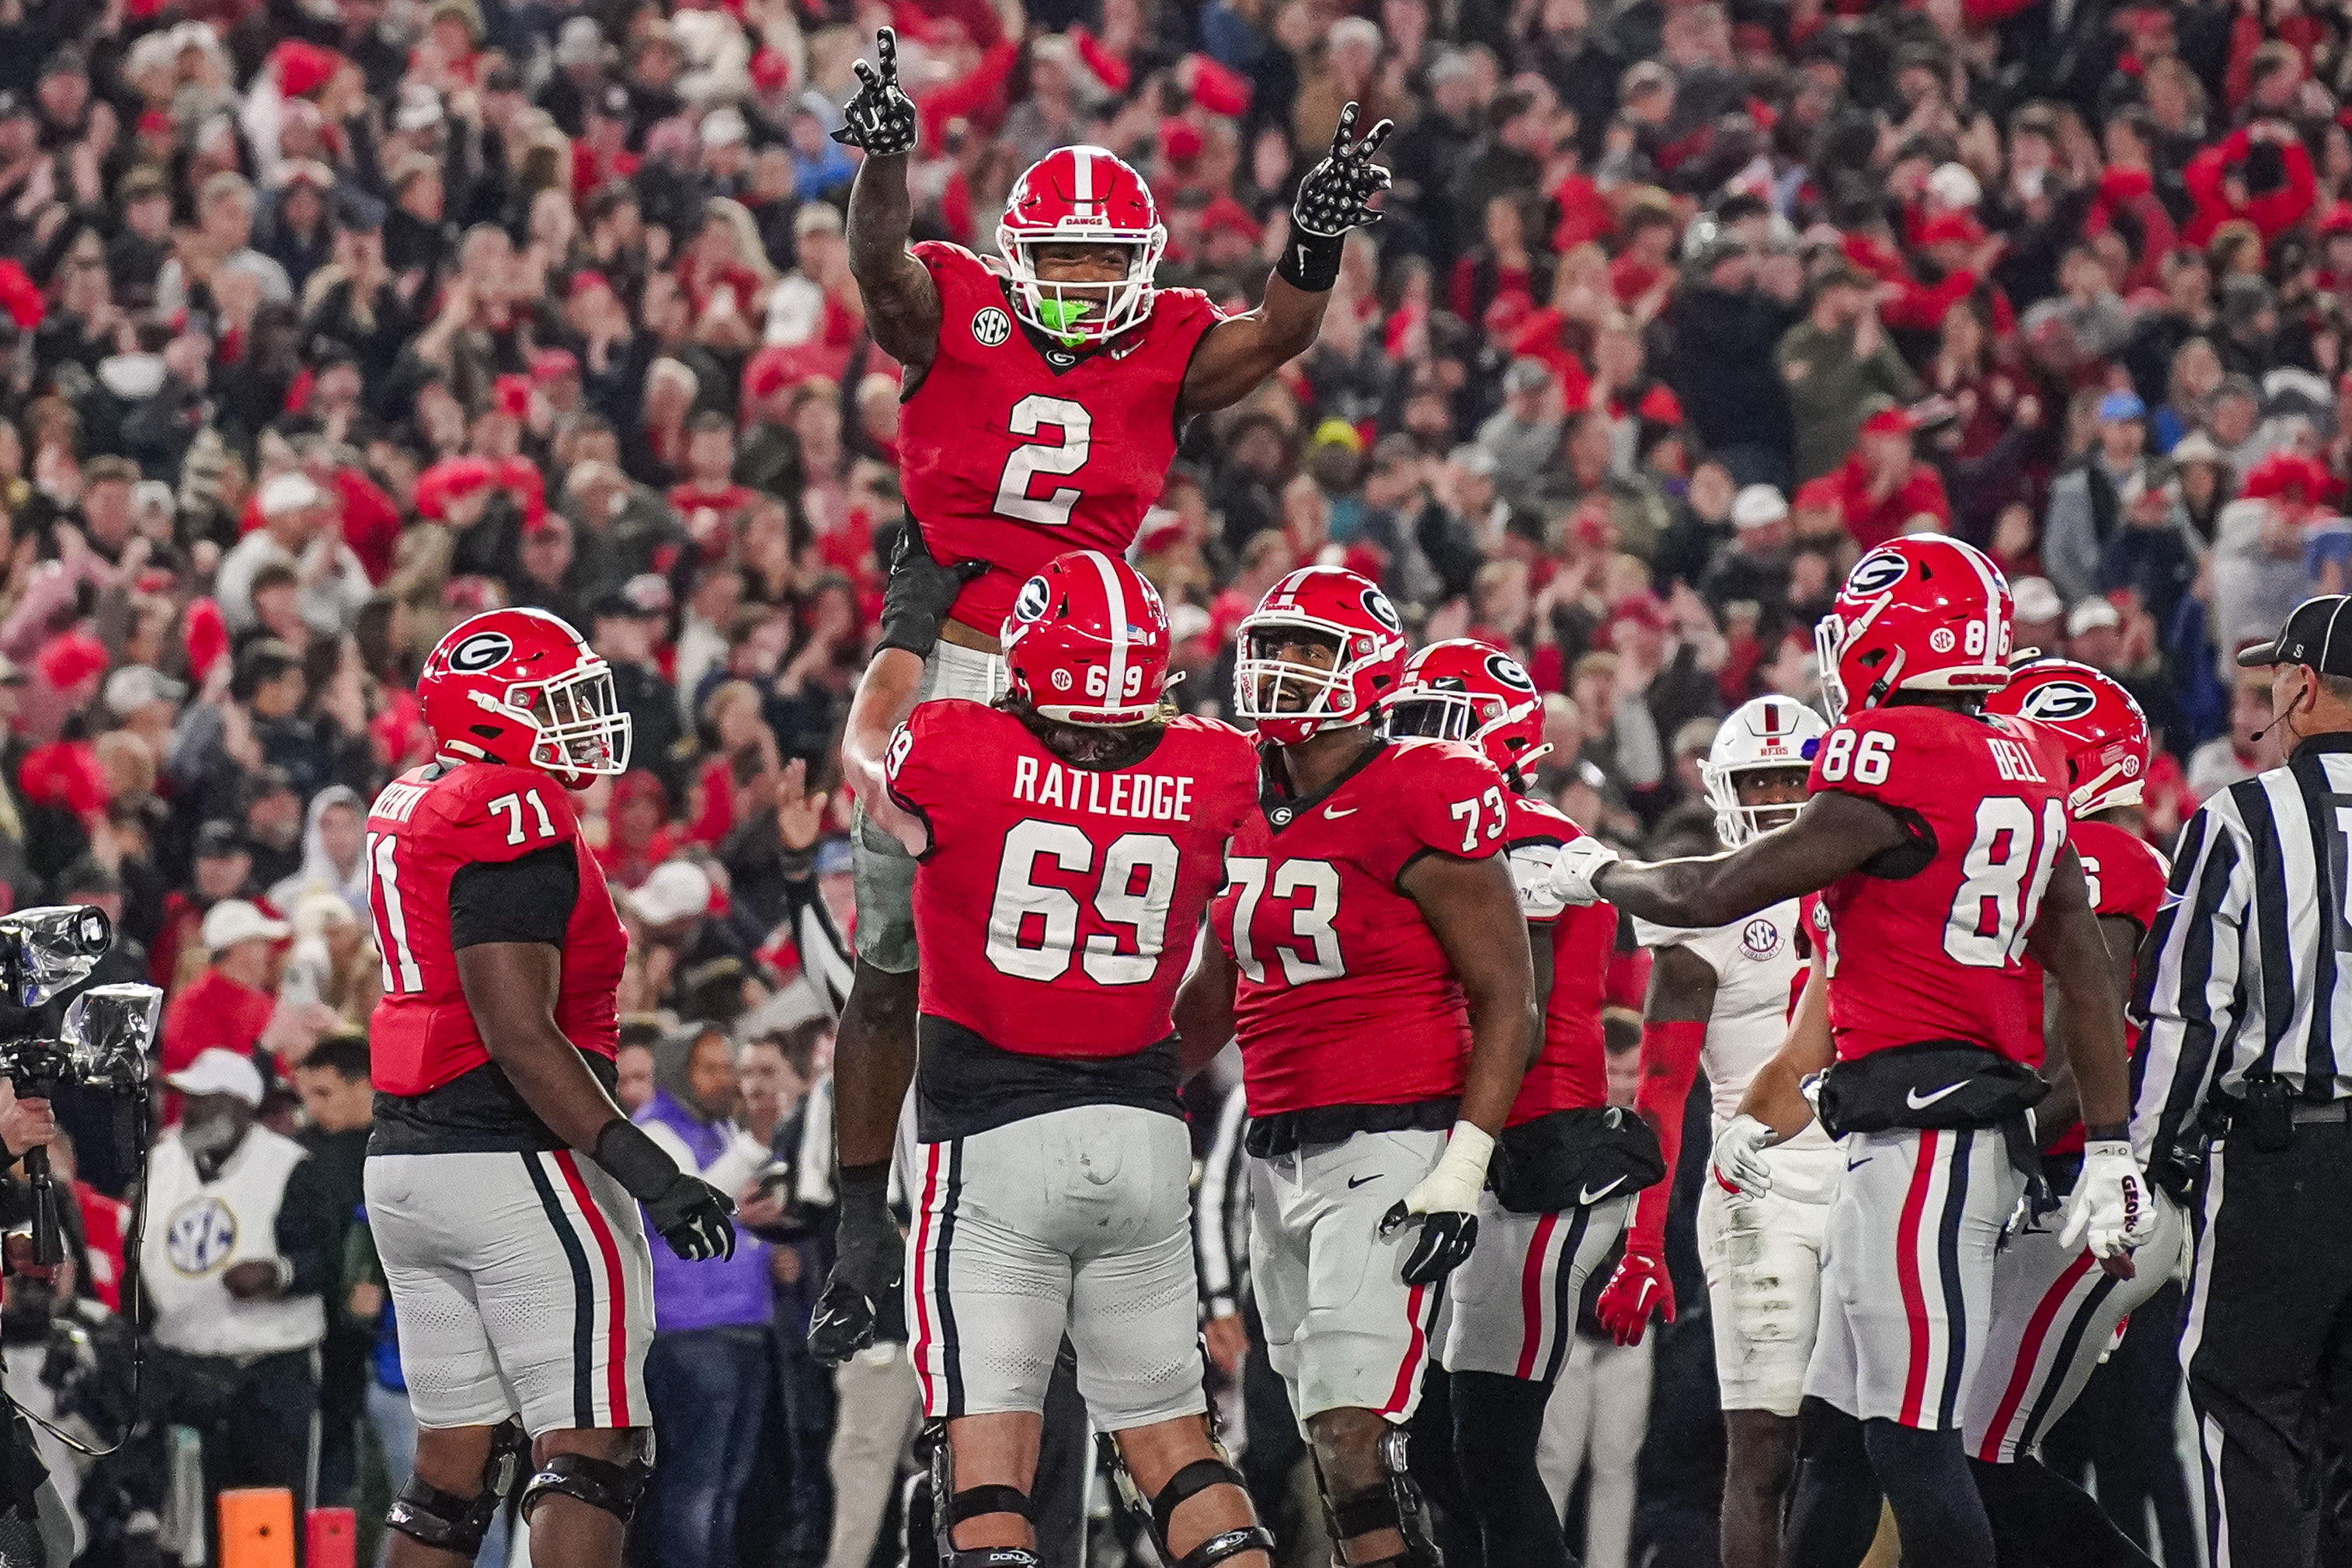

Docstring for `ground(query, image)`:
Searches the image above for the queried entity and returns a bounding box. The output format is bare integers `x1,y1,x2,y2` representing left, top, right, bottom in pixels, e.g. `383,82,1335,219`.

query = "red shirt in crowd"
1837,456,1953,552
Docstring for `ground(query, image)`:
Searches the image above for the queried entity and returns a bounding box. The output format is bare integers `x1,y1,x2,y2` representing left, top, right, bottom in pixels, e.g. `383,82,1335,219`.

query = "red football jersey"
898,242,1225,637
1501,792,1615,1125
2040,817,2169,1154
1215,739,1511,1115
1807,704,2073,1066
365,761,628,1096
885,701,1257,1058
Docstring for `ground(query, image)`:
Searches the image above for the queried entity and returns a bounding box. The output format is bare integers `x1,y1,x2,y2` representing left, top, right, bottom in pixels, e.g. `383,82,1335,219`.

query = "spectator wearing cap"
629,857,757,1014
1779,262,1922,484
1660,211,1805,492
1699,483,1800,640
2044,389,2193,603
143,1047,335,1554
161,899,291,1080
217,471,371,637
106,166,175,308
1834,404,1950,552
2172,430,2234,542
590,588,691,794
151,821,257,989
2215,448,2333,667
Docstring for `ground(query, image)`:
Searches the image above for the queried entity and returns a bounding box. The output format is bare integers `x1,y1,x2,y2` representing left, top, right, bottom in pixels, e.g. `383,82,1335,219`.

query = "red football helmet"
1234,566,1407,746
418,607,631,786
1984,657,2151,816
997,145,1166,346
1383,638,1550,779
1001,550,1171,725
1815,536,2013,720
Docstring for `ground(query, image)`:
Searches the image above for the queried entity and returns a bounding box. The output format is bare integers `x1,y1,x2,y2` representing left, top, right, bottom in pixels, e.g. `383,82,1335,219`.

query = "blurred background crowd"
0,0,2316,1556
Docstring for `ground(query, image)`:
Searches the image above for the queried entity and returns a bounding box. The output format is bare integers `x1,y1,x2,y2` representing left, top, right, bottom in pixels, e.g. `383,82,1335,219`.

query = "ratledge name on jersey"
1010,754,1199,822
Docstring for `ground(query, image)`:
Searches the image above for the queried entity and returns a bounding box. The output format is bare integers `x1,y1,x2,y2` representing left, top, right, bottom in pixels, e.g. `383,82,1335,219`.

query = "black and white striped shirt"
2131,735,2352,1169
1194,1081,1251,1320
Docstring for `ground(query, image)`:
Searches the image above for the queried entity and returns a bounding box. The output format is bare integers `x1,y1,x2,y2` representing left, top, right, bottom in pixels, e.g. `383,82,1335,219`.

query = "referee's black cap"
2239,594,2352,674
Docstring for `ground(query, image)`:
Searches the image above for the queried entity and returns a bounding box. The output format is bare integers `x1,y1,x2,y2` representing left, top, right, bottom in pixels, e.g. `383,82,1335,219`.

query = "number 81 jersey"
1214,739,1513,1115
899,241,1225,641
1807,704,2072,1067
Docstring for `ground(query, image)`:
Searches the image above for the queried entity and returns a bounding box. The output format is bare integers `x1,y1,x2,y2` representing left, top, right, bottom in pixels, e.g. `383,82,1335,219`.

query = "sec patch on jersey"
972,307,1011,346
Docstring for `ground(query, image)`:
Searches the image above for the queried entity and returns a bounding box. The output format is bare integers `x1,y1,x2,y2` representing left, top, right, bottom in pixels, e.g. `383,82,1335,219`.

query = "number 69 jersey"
1213,739,1513,1116
364,760,629,1099
899,240,1225,640
885,699,1258,1056
1806,704,2073,1067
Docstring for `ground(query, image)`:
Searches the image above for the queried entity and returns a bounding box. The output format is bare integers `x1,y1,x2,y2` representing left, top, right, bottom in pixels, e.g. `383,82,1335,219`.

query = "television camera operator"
0,1073,82,1568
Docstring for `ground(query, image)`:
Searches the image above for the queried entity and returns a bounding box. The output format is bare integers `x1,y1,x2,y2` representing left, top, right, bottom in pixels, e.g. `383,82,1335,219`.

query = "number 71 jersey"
899,241,1225,640
1213,739,1513,1116
1807,704,2073,1068
364,760,628,1097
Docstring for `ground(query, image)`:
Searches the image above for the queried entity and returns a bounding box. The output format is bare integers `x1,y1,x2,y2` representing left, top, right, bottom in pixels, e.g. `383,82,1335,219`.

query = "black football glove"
832,28,919,157
877,520,990,657
809,1166,904,1365
1293,103,1394,237
1379,1202,1478,1288
593,1121,737,1262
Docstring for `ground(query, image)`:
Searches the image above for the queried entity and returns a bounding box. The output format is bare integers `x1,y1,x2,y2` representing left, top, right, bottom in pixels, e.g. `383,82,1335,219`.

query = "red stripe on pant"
1974,1249,2098,1462
909,1143,945,1410
1895,1129,1942,1428
553,1150,634,1427
1382,1282,1431,1416
1515,1212,1562,1381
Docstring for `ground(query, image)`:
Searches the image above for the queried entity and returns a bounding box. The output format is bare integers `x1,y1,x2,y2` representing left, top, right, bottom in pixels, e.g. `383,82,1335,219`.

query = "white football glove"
1710,1114,1776,1198
2058,1139,2155,1260
1545,837,1621,906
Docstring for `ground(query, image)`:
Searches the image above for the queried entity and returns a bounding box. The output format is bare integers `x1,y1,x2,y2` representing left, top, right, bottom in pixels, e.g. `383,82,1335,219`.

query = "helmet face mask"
421,608,633,787
1701,694,1828,846
1382,639,1550,777
998,147,1166,346
1233,568,1407,746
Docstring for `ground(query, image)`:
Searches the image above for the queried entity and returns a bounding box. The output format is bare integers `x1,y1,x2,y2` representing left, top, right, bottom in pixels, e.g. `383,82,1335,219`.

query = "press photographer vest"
141,1128,325,1358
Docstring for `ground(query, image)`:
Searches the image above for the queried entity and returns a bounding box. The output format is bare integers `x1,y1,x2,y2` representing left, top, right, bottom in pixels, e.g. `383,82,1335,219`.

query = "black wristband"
2082,1122,2128,1144
837,1161,891,1212
778,845,816,880
592,1118,682,1203
1277,228,1345,293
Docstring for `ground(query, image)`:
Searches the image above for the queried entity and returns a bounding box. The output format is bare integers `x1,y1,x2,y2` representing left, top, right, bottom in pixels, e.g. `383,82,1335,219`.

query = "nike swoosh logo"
1347,1173,1380,1189
1846,1156,1873,1170
1326,806,1359,819
1578,1177,1627,1205
1905,1083,1967,1110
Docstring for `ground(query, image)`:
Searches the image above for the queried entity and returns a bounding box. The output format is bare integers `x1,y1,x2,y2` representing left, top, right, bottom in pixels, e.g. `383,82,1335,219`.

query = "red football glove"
1593,1250,1675,1347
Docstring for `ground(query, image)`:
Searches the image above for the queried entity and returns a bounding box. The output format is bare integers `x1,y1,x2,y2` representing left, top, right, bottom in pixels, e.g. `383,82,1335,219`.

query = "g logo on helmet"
2019,680,2099,724
448,631,513,674
1485,652,1536,692
1361,588,1402,635
1846,551,1910,597
1013,575,1052,622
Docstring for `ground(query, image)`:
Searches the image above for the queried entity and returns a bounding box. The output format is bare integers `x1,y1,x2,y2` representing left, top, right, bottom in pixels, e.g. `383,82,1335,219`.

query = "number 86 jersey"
1806,704,2073,1068
1213,739,1513,1116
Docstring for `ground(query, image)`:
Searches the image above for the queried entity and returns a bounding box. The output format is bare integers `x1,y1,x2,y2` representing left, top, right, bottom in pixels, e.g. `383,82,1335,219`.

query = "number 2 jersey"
1805,703,2073,1067
1213,738,1512,1117
1502,793,1620,1125
898,241,1224,638
364,760,629,1152
884,699,1257,1139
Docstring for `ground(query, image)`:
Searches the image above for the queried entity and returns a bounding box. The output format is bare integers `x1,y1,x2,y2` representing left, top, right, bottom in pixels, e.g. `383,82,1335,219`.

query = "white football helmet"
1703,696,1827,845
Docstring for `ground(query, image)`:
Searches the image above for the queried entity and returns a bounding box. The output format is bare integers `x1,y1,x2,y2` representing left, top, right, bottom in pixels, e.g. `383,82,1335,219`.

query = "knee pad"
926,1420,1032,1559
1314,1427,1442,1568
1101,1427,1274,1568
517,1436,652,1528
385,1419,527,1555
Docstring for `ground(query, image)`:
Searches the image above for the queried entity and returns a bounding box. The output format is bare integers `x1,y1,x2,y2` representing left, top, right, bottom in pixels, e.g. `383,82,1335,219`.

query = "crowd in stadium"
0,0,2330,1558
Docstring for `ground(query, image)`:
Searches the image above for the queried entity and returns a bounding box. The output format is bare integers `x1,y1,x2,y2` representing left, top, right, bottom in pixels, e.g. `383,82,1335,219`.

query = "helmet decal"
1485,652,1535,691
1847,551,1910,596
1013,575,1052,622
1362,588,1402,634
2017,680,2100,722
448,631,513,673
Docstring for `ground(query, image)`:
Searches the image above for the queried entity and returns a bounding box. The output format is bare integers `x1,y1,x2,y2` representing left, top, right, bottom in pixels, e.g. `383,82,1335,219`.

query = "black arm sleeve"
273,1156,341,1299
449,843,581,949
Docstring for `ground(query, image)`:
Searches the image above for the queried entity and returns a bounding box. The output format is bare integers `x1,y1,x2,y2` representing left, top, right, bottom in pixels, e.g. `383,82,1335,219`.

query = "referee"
2134,593,2352,1567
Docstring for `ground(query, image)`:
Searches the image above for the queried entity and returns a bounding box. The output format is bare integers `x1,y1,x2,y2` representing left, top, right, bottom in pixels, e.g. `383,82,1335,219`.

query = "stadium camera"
0,908,159,1267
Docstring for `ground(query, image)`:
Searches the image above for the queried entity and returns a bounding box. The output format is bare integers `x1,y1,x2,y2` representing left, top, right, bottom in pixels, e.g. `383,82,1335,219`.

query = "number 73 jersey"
899,241,1225,640
1213,739,1514,1116
1806,704,2073,1068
